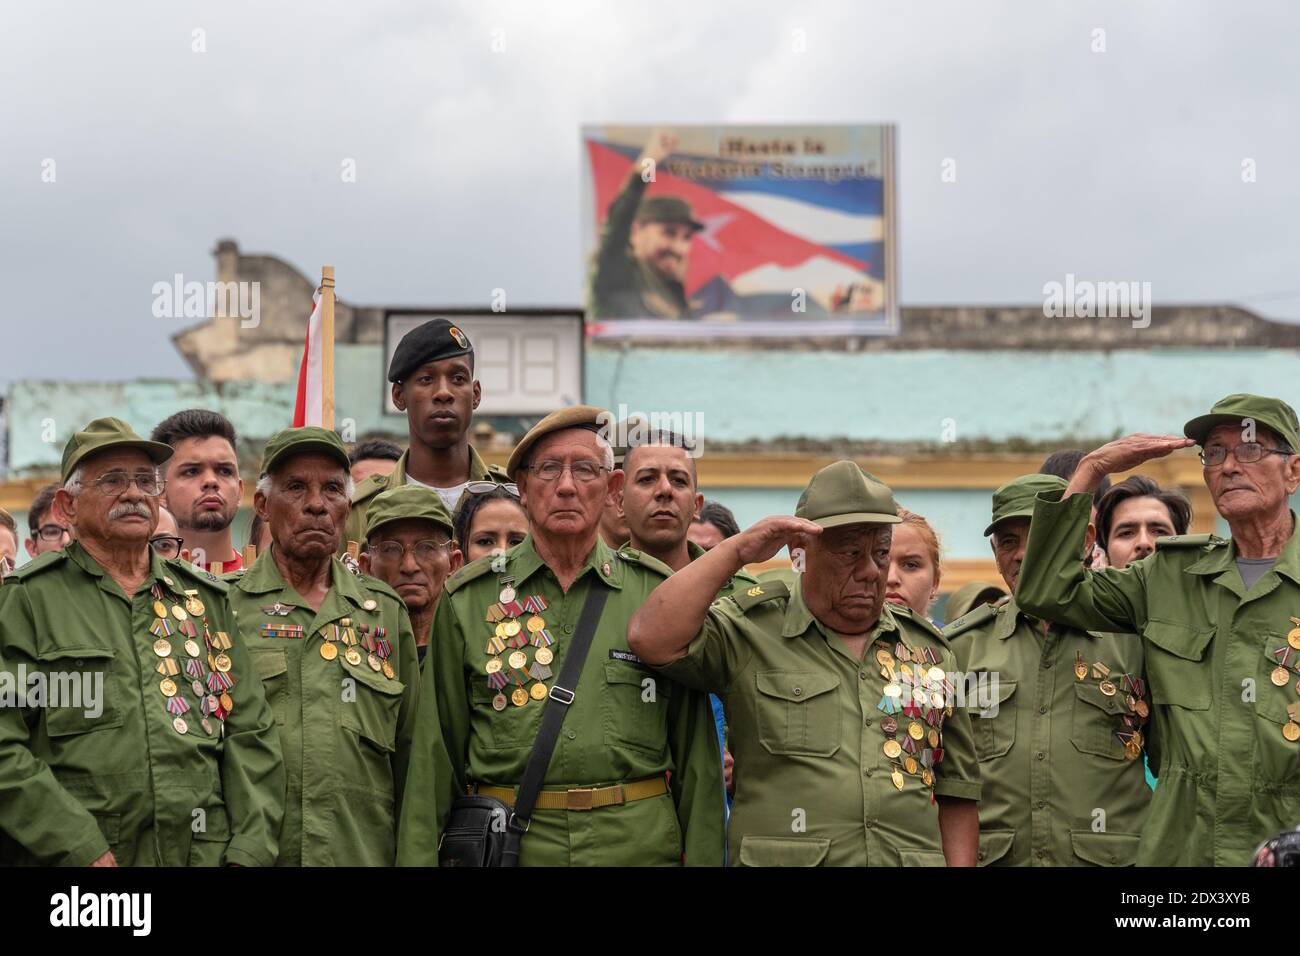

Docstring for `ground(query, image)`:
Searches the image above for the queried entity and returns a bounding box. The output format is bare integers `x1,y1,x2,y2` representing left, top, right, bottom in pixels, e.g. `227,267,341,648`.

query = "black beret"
388,319,473,383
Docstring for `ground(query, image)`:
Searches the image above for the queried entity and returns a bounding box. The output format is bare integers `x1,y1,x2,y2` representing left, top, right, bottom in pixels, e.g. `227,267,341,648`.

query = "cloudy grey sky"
3,0,1298,382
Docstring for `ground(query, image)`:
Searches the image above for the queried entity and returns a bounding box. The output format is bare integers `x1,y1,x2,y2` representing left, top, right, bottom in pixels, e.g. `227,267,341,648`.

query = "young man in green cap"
0,417,284,866
360,485,462,666
629,461,982,867
1016,393,1300,866
942,474,1152,867
345,318,506,551
226,426,425,865
398,404,725,866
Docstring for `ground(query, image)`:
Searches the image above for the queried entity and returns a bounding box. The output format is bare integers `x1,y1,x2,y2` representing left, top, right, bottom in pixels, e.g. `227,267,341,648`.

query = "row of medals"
483,584,552,712
874,640,950,795
148,584,231,737
1268,619,1300,742
318,611,396,679
1072,651,1149,759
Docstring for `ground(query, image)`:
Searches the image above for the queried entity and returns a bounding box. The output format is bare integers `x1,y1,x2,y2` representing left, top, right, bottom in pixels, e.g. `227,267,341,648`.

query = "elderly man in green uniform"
345,318,506,551
942,474,1152,867
0,417,284,866
588,131,702,320
629,461,982,867
227,426,424,866
1016,393,1300,866
398,405,725,866
359,485,462,666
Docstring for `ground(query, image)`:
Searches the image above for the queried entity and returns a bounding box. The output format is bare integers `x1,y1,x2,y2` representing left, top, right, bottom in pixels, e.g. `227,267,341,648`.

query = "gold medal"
507,650,528,670
214,653,232,673
219,692,234,713
1288,627,1300,650
1283,721,1300,742
159,678,177,697
345,646,363,666
152,600,168,619
185,596,205,617
875,648,895,669
928,729,940,748
503,620,522,638
320,642,338,661
1124,739,1142,760
153,638,172,658
511,687,528,707
171,604,188,622
494,622,509,640
492,693,508,711
1099,680,1117,697
907,721,924,741
485,657,503,674
172,716,189,734
921,769,934,787
529,682,547,701
904,756,918,775
184,639,201,658
1272,666,1290,687
368,652,383,672
527,615,545,633
883,739,902,760
1074,651,1087,681
535,647,554,666
891,769,904,791
382,660,395,680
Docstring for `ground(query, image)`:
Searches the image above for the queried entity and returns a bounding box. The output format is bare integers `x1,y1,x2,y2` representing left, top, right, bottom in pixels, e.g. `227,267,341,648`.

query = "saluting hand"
639,128,679,166
728,516,822,566
1072,434,1195,494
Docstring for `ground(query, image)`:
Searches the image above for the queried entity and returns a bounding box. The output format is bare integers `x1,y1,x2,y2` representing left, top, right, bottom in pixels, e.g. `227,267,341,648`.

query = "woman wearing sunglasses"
451,481,529,564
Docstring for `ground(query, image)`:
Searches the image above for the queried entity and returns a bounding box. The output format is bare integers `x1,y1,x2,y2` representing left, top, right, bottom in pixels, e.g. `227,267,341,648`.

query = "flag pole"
320,265,336,430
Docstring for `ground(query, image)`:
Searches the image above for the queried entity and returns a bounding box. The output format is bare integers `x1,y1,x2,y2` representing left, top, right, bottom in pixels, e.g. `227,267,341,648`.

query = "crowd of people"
0,316,1296,868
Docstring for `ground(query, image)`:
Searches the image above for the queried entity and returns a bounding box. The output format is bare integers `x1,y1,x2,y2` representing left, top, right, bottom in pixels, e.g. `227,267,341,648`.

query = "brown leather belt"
469,775,668,812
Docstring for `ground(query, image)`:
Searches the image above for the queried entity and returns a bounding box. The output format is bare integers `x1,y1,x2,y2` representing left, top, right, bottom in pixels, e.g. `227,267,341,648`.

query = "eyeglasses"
371,540,454,563
34,523,70,542
80,471,165,498
465,481,520,497
149,534,184,559
528,460,607,482
1199,443,1293,468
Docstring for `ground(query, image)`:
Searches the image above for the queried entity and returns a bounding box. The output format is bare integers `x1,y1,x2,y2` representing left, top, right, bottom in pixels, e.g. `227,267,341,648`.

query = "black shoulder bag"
438,580,610,867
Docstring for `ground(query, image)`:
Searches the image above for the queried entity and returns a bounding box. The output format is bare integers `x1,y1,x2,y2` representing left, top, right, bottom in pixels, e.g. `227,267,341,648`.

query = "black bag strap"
501,577,610,867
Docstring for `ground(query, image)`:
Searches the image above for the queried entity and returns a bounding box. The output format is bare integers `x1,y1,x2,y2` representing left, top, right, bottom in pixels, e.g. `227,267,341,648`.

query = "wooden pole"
321,265,336,430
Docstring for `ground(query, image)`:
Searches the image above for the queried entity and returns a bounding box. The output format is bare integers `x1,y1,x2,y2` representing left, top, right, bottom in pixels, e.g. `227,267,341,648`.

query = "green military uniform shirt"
0,543,284,866
398,534,726,866
655,577,982,867
1017,493,1300,866
344,445,499,551
945,598,1152,866
227,550,422,866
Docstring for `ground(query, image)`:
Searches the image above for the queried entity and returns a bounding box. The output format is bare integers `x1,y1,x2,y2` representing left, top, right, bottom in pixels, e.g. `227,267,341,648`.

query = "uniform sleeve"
0,585,110,866
390,601,423,829
217,592,287,867
653,599,755,696
397,594,462,866
665,677,726,866
932,640,982,802
1016,492,1151,634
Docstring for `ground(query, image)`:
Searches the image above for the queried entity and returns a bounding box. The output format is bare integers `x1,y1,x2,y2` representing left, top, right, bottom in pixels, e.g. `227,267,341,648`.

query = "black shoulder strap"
501,578,610,866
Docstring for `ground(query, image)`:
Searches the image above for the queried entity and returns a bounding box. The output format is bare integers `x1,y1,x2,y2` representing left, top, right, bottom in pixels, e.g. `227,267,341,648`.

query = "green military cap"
387,318,473,383
795,460,901,529
260,426,350,478
635,195,704,233
61,416,173,482
944,580,1008,624
984,473,1068,537
1182,393,1300,452
506,404,610,478
364,485,454,540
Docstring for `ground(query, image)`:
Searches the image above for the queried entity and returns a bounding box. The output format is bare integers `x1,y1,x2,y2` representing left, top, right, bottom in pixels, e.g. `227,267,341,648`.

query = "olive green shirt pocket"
974,678,1017,761
1070,829,1141,866
1143,621,1212,711
250,648,290,726
603,659,672,757
341,663,404,755
188,805,232,867
754,671,840,758
738,835,831,867
1070,681,1130,760
38,647,123,738
977,829,1015,866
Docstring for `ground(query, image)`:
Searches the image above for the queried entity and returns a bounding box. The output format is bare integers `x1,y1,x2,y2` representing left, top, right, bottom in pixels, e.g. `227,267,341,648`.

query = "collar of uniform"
389,444,493,491
687,540,708,563
1187,509,1300,585
233,547,369,610
779,578,900,641
466,443,494,481
997,595,1101,640
64,540,177,596
504,533,625,591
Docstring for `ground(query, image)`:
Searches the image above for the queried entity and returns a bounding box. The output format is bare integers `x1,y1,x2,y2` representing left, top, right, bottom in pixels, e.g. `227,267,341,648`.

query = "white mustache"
109,502,151,520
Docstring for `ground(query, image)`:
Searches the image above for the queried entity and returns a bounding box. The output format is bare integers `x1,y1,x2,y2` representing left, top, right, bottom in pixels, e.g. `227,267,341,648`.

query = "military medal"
185,595,205,617
320,642,338,660
183,638,201,658
511,687,528,707
880,715,898,736
345,646,363,666
904,756,918,775
530,628,554,648
170,604,188,622
492,693,508,711
1284,722,1300,742
529,662,552,681
529,682,547,701
200,717,213,735
1272,666,1290,687
214,653,232,672
382,660,395,679
368,652,383,672
508,650,527,670
883,739,902,759
152,599,168,618
219,692,234,713
499,585,517,605
1099,679,1117,697
173,716,189,734
160,678,178,697
535,646,554,666
153,638,172,657
891,768,905,791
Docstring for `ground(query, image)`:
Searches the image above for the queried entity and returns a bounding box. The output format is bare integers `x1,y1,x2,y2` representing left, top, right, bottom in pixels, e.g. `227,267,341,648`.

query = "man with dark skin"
345,319,504,549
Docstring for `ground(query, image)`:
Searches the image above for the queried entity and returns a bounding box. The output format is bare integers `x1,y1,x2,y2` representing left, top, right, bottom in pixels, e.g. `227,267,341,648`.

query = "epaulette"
357,573,402,604
487,463,511,481
220,567,247,584
941,601,999,641
732,579,788,612
166,558,229,593
1156,533,1228,551
731,566,761,586
8,549,67,581
614,545,672,579
445,553,499,595
886,602,942,638
351,472,390,505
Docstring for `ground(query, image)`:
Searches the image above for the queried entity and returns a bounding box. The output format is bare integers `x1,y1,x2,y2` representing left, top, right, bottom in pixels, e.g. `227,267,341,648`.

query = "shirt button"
864,718,873,726
1036,849,1046,859
793,687,802,696
1036,800,1046,809
864,768,873,777
859,672,868,680
566,731,576,740
1036,751,1046,760
977,850,986,861
564,625,574,635
1038,705,1048,715
1041,660,1051,669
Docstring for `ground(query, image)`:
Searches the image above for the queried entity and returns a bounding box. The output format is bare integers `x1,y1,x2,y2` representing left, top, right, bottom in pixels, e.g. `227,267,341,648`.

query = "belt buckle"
566,787,596,811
